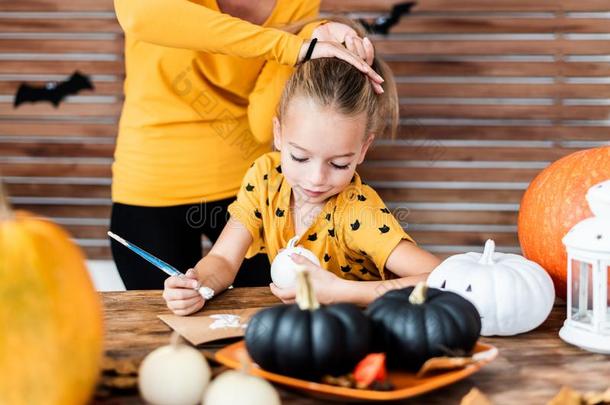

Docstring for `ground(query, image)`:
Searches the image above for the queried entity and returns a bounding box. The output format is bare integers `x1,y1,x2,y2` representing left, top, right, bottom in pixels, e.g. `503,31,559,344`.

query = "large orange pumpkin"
0,186,104,404
518,146,610,299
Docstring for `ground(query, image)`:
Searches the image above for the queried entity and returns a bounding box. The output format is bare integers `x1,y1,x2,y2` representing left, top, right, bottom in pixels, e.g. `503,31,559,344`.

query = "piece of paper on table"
158,307,264,345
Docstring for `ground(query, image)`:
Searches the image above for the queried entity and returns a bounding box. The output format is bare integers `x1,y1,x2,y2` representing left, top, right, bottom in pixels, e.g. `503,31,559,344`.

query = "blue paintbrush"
107,231,214,299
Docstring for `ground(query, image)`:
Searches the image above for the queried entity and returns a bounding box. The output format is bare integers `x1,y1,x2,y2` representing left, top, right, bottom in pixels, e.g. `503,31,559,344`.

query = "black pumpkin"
366,283,481,371
245,271,371,380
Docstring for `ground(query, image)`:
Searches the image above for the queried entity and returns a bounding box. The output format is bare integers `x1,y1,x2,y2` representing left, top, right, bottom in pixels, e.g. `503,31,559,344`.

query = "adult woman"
111,0,382,289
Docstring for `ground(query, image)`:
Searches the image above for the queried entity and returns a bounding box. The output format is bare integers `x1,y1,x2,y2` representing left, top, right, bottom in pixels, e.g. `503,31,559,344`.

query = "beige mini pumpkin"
139,333,211,405
203,368,280,405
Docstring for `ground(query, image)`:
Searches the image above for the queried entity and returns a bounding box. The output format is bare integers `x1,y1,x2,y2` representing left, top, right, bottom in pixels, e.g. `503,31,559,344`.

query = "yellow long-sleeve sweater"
112,0,320,206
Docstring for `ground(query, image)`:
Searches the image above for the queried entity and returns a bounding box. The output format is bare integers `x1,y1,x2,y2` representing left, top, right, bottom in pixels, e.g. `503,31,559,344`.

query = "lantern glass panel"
571,259,593,324
606,263,610,328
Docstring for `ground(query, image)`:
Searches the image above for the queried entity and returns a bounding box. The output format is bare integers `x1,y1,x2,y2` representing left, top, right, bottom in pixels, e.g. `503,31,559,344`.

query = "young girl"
163,53,441,315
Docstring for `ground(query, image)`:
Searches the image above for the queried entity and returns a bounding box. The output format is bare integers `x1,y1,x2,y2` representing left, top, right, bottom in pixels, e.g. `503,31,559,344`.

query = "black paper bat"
359,2,416,35
13,71,94,108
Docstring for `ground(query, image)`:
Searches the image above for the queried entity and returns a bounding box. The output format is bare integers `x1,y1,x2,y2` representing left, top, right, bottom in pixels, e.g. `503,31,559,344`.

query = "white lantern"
559,180,610,353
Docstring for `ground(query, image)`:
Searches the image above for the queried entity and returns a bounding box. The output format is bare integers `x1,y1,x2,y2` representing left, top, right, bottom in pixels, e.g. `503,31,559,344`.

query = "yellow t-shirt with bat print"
228,152,415,281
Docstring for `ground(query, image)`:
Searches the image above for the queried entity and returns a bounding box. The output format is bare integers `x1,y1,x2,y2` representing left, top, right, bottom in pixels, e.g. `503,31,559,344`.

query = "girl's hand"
269,253,342,305
162,268,205,316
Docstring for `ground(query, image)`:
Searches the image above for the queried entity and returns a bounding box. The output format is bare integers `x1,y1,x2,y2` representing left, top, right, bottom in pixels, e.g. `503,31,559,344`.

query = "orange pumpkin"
518,146,610,299
0,186,104,404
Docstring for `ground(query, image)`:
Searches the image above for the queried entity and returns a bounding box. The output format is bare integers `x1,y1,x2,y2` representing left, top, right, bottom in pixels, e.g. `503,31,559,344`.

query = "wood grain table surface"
95,288,610,404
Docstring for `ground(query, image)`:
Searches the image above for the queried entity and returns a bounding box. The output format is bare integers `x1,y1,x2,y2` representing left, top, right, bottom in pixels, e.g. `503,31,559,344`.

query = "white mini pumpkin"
202,367,280,405
139,333,211,405
427,239,555,336
270,236,320,288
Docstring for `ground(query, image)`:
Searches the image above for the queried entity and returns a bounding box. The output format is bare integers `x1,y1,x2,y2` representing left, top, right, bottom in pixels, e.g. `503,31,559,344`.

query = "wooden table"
96,288,610,404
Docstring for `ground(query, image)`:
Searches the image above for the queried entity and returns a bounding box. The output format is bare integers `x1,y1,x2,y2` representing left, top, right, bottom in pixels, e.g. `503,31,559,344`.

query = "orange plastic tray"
215,340,498,401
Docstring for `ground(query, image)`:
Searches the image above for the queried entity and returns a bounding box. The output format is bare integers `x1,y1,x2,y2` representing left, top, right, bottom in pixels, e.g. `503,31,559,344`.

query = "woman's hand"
298,22,384,94
270,253,343,305
162,268,205,316
313,22,374,65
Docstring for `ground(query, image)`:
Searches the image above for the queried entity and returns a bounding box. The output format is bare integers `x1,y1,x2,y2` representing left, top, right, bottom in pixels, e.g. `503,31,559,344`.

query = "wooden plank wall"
1,0,609,261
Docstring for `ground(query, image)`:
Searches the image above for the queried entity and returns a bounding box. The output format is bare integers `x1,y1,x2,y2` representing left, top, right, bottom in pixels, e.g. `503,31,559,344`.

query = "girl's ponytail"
277,17,399,140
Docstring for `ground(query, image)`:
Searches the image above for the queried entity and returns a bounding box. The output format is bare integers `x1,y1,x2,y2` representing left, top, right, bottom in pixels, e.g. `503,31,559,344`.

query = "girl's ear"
357,133,375,164
272,116,282,151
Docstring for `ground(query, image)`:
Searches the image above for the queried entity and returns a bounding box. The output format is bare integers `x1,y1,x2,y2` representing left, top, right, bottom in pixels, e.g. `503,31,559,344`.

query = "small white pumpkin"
139,333,211,405
202,366,280,405
427,239,555,336
270,236,320,288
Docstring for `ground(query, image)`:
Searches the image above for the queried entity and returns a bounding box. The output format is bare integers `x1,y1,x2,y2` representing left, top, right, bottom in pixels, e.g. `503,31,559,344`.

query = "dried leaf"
114,359,138,375
417,356,475,378
461,388,493,405
548,386,584,405
101,356,139,375
322,374,356,388
583,388,610,405
100,375,138,390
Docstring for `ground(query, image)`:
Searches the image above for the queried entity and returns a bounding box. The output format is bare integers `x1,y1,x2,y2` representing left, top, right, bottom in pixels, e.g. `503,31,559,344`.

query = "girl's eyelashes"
290,153,351,170
331,162,350,170
290,153,308,163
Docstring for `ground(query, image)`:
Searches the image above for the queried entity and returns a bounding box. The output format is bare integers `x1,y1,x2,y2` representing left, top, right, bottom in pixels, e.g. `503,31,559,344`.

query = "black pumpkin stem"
295,266,320,311
408,282,428,305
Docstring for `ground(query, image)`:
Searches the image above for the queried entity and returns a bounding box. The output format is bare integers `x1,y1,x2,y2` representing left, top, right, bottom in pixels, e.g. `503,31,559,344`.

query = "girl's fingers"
269,283,296,301
163,287,200,301
290,253,319,269
183,269,202,289
172,299,205,316
185,268,198,278
168,295,203,311
185,299,205,314
165,275,199,290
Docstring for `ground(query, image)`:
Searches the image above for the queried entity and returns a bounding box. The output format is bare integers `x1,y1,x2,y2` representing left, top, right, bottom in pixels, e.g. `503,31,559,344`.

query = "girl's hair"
277,18,399,139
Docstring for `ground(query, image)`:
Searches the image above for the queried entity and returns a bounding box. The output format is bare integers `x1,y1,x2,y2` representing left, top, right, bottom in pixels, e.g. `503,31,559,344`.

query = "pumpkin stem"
0,179,13,220
479,239,496,265
169,331,183,348
408,282,428,305
237,350,251,374
295,266,319,311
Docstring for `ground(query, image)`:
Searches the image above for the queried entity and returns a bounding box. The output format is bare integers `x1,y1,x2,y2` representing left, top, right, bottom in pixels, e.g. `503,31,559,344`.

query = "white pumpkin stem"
295,266,319,311
169,331,183,348
237,350,251,374
479,239,496,265
0,179,13,220
408,282,428,305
